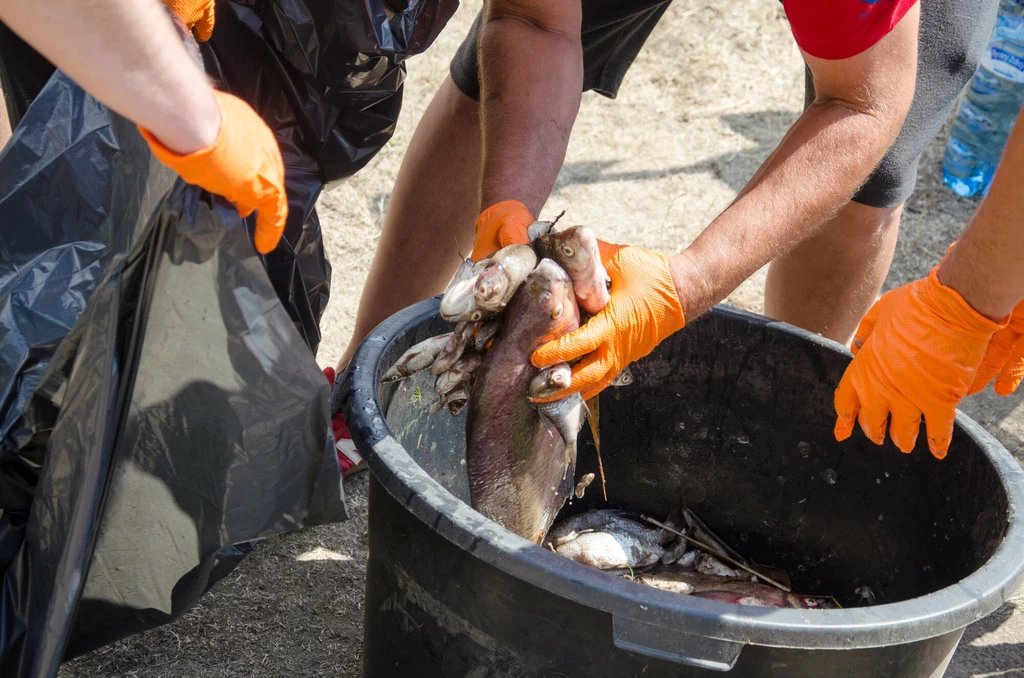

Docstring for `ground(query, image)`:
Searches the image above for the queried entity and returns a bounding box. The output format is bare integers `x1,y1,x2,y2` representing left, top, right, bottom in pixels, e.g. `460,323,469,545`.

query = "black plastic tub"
337,299,1024,677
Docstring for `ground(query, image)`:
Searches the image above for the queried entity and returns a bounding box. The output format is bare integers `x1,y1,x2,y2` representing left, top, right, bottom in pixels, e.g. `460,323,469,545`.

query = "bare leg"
764,201,902,345
336,76,482,369
0,83,11,149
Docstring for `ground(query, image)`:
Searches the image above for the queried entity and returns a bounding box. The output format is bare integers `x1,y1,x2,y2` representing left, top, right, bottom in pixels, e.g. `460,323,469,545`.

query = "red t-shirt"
783,0,918,60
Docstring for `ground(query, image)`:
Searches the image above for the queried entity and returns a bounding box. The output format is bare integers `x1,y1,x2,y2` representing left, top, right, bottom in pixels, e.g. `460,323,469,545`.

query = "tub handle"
612,615,743,671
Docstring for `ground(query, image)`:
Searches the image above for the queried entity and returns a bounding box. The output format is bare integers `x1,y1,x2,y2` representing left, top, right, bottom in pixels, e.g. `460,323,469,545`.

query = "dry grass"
60,0,1024,675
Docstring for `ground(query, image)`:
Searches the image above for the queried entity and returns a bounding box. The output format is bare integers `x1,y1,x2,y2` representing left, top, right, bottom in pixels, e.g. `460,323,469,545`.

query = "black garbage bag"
0,70,346,676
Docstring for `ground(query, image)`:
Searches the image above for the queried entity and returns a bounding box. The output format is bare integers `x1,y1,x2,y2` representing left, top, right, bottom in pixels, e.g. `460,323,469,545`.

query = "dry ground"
62,0,1024,675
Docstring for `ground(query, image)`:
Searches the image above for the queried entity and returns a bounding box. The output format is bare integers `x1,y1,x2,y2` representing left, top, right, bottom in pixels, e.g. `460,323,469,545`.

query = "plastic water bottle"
943,0,1024,197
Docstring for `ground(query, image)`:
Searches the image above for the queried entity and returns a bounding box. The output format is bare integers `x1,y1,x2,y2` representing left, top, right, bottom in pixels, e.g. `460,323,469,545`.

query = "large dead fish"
466,259,583,543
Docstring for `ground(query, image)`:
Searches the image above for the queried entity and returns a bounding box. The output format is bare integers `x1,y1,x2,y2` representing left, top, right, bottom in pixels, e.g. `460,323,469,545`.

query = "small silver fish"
474,245,538,313
440,258,489,322
694,552,747,579
474,320,501,351
610,366,633,387
382,333,454,382
430,322,474,376
528,364,587,473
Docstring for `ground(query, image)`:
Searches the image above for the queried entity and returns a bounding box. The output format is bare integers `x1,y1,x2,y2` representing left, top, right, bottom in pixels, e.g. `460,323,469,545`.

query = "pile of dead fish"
383,221,630,543
546,506,840,610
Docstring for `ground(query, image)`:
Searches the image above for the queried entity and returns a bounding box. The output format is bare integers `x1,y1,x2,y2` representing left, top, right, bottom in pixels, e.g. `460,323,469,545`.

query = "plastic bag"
0,70,346,676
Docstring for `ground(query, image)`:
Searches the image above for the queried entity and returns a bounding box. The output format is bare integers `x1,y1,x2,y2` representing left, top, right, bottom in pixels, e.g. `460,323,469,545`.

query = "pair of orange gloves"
477,201,1024,462
141,0,287,254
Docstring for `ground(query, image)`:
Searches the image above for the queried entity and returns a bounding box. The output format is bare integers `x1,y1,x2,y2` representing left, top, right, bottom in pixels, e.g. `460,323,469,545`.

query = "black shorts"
450,0,673,100
451,0,1000,209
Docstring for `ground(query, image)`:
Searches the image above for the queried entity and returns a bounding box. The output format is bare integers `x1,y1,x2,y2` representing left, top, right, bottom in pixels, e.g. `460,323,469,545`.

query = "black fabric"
804,0,1002,208
450,0,673,101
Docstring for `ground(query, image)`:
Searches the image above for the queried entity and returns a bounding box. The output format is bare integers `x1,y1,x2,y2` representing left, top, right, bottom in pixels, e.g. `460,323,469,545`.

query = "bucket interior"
379,310,1011,608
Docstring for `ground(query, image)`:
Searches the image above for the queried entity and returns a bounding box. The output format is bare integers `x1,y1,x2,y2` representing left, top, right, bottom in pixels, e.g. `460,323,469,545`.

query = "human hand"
968,299,1024,396
833,268,1003,458
531,241,685,401
139,91,288,254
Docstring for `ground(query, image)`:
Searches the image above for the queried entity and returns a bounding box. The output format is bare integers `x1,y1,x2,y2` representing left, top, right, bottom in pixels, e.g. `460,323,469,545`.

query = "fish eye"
551,303,563,319
470,310,483,321
561,245,575,258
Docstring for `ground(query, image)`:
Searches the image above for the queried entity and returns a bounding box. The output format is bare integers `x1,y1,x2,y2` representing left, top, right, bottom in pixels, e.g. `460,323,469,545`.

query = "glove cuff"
924,267,1007,340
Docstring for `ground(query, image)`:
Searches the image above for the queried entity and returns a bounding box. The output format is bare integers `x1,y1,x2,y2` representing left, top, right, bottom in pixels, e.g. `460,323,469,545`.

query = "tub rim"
338,296,1024,652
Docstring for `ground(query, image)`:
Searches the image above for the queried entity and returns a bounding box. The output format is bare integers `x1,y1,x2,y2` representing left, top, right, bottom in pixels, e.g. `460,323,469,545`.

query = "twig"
550,209,567,228
640,516,792,592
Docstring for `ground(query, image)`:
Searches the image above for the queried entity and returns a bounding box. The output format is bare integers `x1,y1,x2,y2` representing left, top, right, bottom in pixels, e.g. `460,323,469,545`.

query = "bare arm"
477,0,583,215
0,0,220,154
937,110,1024,320
670,3,920,320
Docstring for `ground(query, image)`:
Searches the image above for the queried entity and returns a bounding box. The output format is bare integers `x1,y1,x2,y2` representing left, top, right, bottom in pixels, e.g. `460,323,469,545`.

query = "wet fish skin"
552,530,665,570
534,393,588,474
430,322,474,376
474,245,538,313
694,552,747,579
382,333,453,382
546,510,673,549
528,364,572,399
634,569,837,610
528,220,555,242
474,320,501,351
534,226,610,316
440,258,489,322
466,258,582,543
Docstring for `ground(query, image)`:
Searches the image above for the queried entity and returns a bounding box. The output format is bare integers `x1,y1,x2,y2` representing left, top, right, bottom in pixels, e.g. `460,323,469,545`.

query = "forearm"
937,112,1024,321
478,3,583,215
670,101,900,319
0,0,219,154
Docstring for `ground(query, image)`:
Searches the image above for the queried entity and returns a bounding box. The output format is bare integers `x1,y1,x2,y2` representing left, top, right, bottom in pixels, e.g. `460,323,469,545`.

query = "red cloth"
784,0,918,60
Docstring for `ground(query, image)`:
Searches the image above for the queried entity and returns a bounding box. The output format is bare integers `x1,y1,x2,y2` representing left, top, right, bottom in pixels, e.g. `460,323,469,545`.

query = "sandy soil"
61,0,1024,675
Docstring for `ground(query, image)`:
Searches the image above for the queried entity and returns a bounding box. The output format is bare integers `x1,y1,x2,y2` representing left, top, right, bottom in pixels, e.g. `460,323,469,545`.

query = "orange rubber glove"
162,0,216,41
531,241,685,401
470,200,533,261
139,91,288,255
834,268,1005,459
968,299,1024,396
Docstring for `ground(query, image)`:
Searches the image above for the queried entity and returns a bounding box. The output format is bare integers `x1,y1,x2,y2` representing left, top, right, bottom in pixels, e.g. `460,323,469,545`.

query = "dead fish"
440,258,488,321
855,586,877,606
528,220,555,242
434,352,483,404
534,226,610,316
610,366,633,387
382,333,453,382
466,258,582,543
659,538,691,566
474,245,538,313
694,552,747,579
430,322,474,376
634,570,835,609
684,509,749,565
440,384,470,416
527,364,588,473
574,473,595,499
473,320,501,351
545,510,674,570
